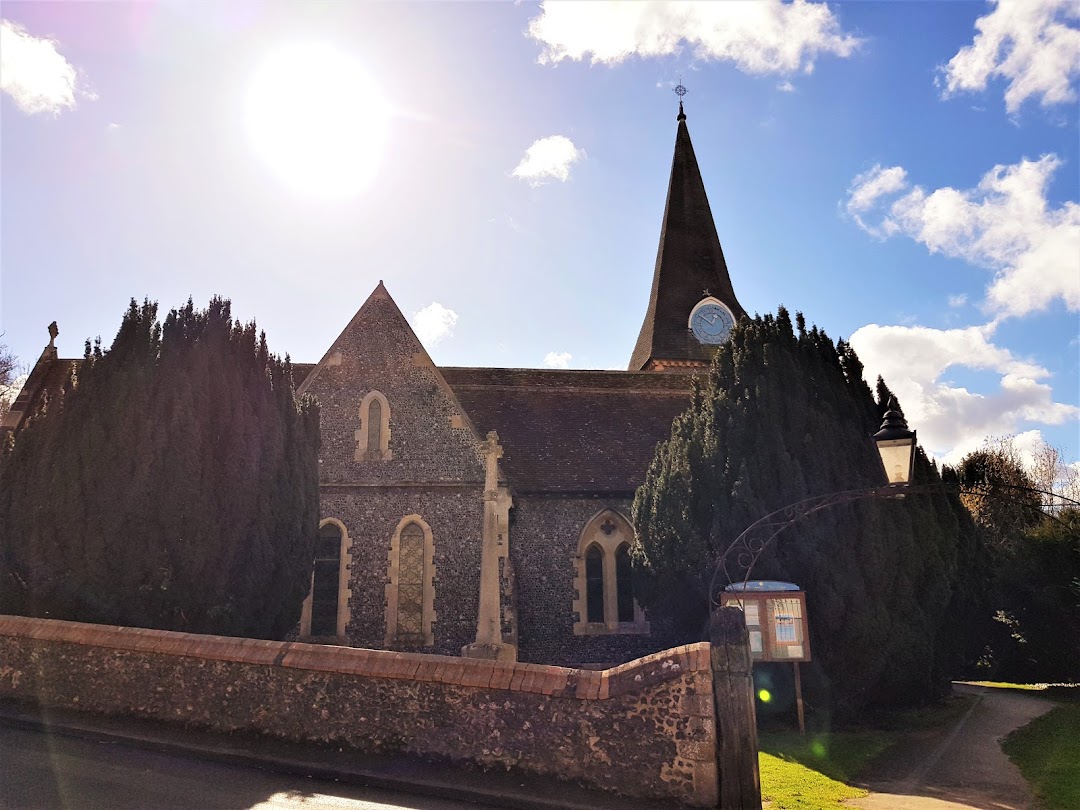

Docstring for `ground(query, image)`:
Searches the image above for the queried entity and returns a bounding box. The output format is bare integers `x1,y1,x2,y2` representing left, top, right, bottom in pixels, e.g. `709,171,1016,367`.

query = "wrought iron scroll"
708,483,1079,609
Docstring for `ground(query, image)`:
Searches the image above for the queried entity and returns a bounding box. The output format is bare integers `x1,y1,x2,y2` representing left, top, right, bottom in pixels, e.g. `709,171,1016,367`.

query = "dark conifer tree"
0,297,319,639
632,308,979,717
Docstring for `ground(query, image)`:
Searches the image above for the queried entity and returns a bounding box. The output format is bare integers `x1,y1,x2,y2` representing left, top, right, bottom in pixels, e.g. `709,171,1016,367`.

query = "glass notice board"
721,590,810,663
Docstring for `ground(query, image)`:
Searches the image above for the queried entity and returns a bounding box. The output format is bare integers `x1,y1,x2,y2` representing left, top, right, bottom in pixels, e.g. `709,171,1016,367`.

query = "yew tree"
0,298,320,639
631,308,980,717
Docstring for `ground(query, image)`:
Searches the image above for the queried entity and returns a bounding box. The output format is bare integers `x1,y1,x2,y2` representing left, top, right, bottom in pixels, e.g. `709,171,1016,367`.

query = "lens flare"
246,42,389,199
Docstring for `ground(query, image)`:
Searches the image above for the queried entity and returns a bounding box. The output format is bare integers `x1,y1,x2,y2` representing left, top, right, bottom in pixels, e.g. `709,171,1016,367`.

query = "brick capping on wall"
0,615,719,806
0,615,709,699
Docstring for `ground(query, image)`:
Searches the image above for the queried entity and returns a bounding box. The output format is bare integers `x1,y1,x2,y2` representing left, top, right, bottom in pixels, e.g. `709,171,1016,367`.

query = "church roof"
442,367,692,494
628,105,746,372
10,361,692,496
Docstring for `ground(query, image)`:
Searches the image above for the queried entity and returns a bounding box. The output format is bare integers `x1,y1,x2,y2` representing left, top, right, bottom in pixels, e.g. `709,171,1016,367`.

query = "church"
6,103,749,668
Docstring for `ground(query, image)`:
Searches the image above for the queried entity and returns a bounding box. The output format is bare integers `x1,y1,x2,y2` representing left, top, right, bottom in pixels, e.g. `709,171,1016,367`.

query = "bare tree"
0,343,21,422
974,434,1079,514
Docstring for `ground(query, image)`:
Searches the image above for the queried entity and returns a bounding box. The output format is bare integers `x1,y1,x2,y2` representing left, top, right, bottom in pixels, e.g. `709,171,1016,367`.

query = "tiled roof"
10,359,693,495
293,363,316,387
629,112,746,371
443,367,693,494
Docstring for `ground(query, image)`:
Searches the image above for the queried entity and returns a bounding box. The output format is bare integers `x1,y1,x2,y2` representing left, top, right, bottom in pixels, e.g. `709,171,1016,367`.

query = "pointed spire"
628,104,746,371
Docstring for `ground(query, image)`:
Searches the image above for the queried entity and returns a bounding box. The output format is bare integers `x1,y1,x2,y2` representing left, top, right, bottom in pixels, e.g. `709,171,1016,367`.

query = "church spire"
628,99,746,372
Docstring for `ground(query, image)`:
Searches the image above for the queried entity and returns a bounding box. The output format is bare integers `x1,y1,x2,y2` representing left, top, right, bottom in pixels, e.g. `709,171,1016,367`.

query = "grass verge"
1002,704,1080,810
757,693,977,809
759,731,892,809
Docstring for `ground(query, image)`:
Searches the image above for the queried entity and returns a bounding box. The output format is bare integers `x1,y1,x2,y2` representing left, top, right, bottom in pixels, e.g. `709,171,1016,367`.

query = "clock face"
690,301,735,345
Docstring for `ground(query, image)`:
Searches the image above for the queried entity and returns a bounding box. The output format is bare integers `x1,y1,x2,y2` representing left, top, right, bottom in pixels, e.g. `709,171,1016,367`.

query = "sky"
1,0,1078,472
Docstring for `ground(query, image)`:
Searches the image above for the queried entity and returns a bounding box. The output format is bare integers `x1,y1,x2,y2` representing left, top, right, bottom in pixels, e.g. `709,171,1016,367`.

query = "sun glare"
246,43,389,199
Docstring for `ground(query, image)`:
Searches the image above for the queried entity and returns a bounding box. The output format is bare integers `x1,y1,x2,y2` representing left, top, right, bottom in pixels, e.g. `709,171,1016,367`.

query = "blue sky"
1,1,1077,471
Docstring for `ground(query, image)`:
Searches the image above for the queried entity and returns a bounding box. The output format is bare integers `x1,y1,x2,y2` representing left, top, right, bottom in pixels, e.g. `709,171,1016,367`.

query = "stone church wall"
301,290,495,656
0,615,718,807
320,487,484,656
512,495,684,666
304,293,487,488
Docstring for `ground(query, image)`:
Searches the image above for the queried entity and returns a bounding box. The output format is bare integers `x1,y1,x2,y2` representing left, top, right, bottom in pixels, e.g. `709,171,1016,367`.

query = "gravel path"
846,684,1055,810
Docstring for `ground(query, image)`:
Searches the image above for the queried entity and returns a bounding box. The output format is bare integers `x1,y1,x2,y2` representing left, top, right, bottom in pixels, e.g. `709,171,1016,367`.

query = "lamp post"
871,396,916,485
702,402,1076,810
709,403,1077,601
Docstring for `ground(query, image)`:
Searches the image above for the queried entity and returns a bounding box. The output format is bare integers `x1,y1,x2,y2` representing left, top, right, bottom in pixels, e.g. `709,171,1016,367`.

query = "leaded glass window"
311,523,341,636
585,543,605,623
616,543,635,623
396,521,425,643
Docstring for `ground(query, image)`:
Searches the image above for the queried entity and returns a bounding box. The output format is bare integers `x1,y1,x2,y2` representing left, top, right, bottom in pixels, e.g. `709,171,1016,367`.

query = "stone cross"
482,430,503,498
463,430,513,659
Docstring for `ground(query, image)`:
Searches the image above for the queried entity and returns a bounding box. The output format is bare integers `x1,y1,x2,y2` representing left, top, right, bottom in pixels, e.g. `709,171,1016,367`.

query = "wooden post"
710,606,763,810
794,661,805,734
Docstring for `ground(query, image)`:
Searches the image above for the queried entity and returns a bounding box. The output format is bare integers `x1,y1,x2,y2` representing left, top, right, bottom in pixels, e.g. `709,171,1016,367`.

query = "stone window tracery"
572,510,650,635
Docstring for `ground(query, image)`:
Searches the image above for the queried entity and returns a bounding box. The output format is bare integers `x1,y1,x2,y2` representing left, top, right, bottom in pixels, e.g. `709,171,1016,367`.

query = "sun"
246,43,389,199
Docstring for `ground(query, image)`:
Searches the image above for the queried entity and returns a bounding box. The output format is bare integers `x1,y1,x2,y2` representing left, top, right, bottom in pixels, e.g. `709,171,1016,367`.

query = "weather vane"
674,78,687,119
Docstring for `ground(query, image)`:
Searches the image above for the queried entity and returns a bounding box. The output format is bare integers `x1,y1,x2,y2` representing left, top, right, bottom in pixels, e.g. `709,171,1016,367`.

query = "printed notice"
750,630,763,653
775,615,796,643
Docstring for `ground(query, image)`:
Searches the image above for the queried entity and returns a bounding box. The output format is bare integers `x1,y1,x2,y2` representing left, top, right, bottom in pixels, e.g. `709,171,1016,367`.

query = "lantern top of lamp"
872,396,915,442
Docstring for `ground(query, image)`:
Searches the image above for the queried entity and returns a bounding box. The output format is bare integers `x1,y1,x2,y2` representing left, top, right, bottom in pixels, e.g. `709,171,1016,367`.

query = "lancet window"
573,510,649,635
385,515,435,646
300,519,351,640
356,390,391,461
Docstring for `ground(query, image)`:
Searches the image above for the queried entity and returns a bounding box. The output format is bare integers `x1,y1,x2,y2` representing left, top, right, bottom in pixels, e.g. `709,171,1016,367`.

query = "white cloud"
845,164,908,230
940,0,1080,114
543,351,572,369
948,293,969,308
776,80,796,93
512,135,585,186
527,0,860,74
850,322,1078,465
0,20,80,115
410,302,458,348
845,155,1080,318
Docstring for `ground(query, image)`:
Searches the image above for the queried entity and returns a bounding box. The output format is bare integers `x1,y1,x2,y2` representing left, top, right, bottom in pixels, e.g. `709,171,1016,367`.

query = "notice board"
720,589,810,663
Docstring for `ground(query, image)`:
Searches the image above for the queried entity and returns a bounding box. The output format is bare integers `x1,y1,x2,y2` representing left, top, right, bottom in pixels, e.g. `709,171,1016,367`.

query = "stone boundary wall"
0,616,717,806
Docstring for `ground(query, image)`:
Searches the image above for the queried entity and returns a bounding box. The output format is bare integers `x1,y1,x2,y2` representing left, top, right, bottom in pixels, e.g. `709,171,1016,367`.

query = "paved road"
847,684,1056,810
0,724,482,810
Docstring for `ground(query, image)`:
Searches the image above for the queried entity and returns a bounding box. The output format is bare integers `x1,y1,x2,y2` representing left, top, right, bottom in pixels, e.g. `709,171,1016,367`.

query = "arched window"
300,519,352,640
572,510,649,635
616,543,635,623
396,521,425,642
367,398,382,456
585,544,605,623
385,515,435,646
355,390,391,461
